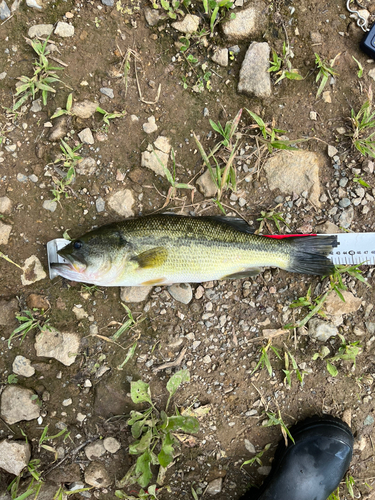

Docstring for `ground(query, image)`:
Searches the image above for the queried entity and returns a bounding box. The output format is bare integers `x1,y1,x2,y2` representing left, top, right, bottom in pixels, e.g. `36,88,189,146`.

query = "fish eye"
73,241,82,250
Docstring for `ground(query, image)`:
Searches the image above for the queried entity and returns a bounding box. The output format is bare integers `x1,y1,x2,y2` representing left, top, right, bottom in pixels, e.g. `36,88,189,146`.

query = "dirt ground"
1,0,375,498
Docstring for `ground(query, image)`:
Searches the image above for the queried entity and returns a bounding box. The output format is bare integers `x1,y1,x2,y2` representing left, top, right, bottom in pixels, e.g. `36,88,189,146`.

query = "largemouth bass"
50,214,337,286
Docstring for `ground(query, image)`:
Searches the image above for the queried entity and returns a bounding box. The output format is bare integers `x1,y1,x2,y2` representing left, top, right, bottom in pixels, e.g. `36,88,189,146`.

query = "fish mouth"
50,260,87,276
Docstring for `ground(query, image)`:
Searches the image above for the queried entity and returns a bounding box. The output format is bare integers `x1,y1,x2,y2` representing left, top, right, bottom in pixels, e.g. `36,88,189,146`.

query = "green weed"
194,108,241,209
269,42,303,84
8,459,44,499
245,109,305,152
283,348,307,388
8,309,50,347
116,370,199,491
7,374,18,384
96,106,127,126
263,410,295,445
241,443,272,468
251,340,282,377
287,264,370,328
314,53,339,99
13,37,63,111
256,207,289,234
352,56,363,78
111,304,140,341
349,88,375,158
153,148,195,207
118,341,138,370
202,0,234,32
353,175,370,189
38,424,70,460
51,140,82,203
312,334,362,377
50,92,73,119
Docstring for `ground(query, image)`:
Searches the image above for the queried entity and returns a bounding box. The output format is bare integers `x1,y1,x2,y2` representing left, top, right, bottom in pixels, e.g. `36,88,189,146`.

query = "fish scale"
50,214,337,286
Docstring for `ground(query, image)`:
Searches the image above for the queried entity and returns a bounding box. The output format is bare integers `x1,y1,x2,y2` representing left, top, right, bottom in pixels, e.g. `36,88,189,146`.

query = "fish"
50,214,338,287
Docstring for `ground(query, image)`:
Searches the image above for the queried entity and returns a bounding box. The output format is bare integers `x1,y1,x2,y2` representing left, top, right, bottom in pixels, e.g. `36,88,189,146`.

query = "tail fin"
285,235,337,275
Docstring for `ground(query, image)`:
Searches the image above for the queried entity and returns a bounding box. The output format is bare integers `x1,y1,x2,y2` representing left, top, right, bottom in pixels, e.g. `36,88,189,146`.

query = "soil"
1,0,375,498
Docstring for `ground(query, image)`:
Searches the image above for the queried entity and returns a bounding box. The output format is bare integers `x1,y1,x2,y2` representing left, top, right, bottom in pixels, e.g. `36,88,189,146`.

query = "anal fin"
221,267,263,280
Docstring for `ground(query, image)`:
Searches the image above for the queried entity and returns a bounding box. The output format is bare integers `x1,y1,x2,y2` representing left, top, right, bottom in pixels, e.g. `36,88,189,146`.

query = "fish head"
51,227,132,284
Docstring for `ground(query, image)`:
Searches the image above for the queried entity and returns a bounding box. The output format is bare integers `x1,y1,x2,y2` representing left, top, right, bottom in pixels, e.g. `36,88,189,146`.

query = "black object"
361,24,375,60
240,415,354,500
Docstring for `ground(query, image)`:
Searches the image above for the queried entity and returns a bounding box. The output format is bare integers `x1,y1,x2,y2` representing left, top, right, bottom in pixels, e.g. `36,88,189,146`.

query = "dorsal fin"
204,216,255,234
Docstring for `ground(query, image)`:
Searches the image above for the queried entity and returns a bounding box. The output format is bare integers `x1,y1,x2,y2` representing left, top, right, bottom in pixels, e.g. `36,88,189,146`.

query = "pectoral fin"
221,267,263,279
135,247,168,269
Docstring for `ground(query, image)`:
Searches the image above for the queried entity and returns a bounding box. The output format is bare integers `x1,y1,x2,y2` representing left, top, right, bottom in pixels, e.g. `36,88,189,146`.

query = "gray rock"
0,71,6,80
308,318,338,341
327,145,338,157
12,356,35,378
78,128,94,145
171,14,200,34
103,437,121,453
21,256,46,286
154,136,171,154
212,48,228,67
264,151,323,207
1,386,40,425
238,42,271,98
206,478,223,495
196,169,217,197
168,283,193,304
369,68,375,81
26,0,43,8
17,173,28,182
310,31,322,43
0,0,11,20
10,0,21,11
258,466,272,475
0,440,31,475
120,286,153,303
71,100,98,119
222,2,267,41
323,291,361,317
339,198,350,208
84,462,111,488
49,116,67,142
0,221,11,245
364,415,374,426
338,206,354,229
76,157,97,175
143,116,158,134
107,189,135,217
29,174,38,183
244,439,256,454
34,329,80,366
101,0,114,5
144,7,164,26
30,99,42,113
43,200,57,212
0,298,18,326
5,144,16,153
228,45,240,54
96,197,105,213
54,22,74,37
28,24,53,38
317,221,340,234
141,148,168,177
100,87,114,99
85,441,106,460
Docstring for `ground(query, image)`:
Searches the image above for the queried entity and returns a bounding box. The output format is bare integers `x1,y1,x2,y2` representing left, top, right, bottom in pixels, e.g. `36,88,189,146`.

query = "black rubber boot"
240,415,354,500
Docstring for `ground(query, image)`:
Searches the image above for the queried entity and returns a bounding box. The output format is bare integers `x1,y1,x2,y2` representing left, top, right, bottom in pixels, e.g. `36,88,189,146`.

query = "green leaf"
135,451,153,488
129,428,152,454
51,109,67,119
131,420,145,439
130,380,153,406
158,432,174,467
166,369,190,398
66,93,73,111
326,362,338,377
285,71,303,80
165,415,199,433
